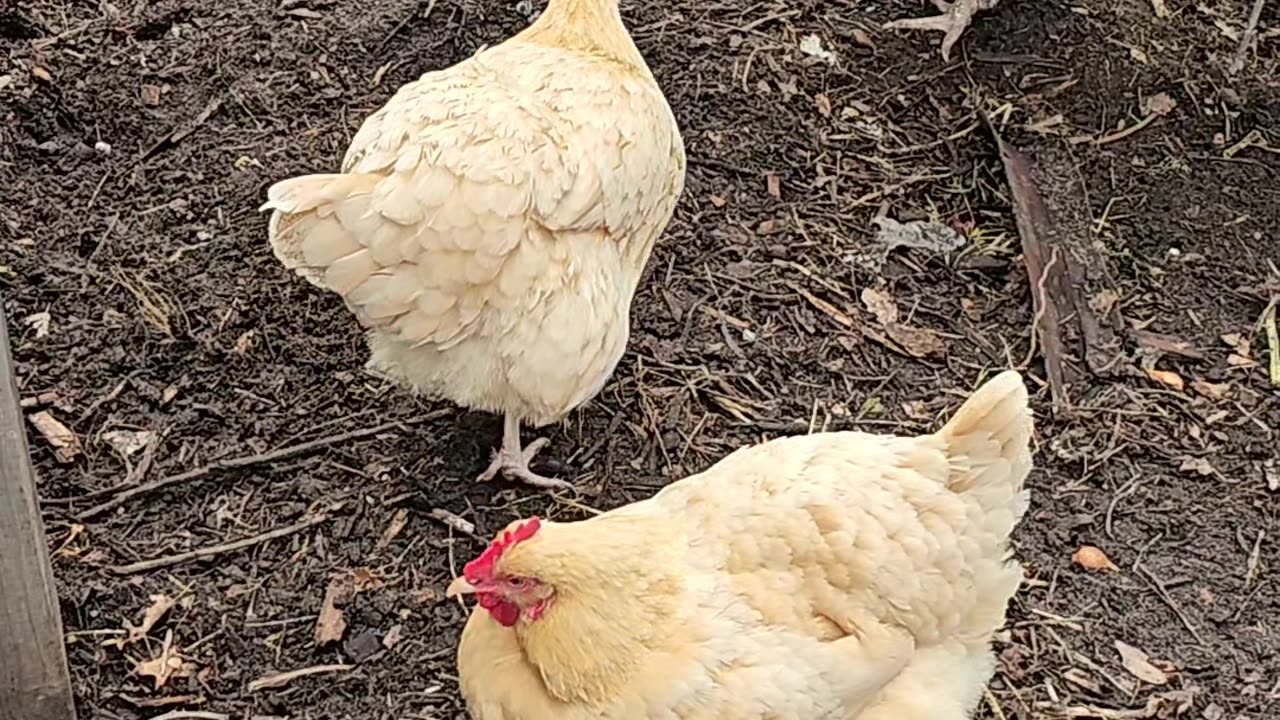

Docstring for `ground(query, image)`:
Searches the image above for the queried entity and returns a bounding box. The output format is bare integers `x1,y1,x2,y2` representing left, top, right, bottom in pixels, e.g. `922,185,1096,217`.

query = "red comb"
463,517,541,581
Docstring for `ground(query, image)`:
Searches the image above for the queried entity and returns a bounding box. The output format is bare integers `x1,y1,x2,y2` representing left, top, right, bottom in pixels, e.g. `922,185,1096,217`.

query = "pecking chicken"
261,0,686,490
445,370,1034,719
884,0,1001,61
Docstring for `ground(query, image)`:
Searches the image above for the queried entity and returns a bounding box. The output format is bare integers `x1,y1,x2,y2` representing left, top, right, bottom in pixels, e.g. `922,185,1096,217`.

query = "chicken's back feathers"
262,30,684,425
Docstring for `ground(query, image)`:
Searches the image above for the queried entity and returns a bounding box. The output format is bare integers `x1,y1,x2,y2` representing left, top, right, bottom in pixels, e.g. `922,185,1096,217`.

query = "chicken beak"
446,576,478,598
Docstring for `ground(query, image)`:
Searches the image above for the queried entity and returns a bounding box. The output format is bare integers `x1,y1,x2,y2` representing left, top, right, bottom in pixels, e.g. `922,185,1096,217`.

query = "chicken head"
447,517,553,627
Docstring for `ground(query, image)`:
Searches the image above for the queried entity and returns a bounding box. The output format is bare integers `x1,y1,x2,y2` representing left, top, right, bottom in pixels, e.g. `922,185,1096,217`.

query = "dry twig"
1230,0,1269,74
110,511,337,574
78,411,448,519
248,664,354,692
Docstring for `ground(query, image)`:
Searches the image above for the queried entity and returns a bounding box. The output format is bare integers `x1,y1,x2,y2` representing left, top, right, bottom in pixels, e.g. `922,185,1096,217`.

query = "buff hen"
446,370,1034,719
261,0,686,489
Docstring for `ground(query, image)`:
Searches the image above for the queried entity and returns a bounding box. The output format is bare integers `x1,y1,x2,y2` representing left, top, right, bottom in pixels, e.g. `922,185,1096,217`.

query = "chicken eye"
507,576,528,588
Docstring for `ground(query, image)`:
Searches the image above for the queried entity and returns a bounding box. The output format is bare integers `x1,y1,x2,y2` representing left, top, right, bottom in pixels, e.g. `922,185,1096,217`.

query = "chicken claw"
476,415,574,491
883,0,1000,61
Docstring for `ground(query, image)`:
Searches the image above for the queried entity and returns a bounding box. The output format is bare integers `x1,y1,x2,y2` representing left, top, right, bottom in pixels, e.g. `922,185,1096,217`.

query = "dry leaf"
314,574,355,645
861,287,948,358
25,311,51,338
1062,667,1103,693
28,410,82,463
798,34,837,65
352,568,385,592
32,65,53,82
1144,92,1176,116
102,429,154,458
708,194,727,208
850,28,874,47
234,329,256,355
765,173,781,199
1264,459,1278,492
383,624,405,650
106,593,177,649
1073,545,1119,572
1221,332,1250,356
1115,640,1170,685
1227,352,1255,367
1178,457,1215,476
1089,288,1120,314
1146,368,1184,390
814,93,832,116
134,630,195,690
130,594,175,642
141,84,163,106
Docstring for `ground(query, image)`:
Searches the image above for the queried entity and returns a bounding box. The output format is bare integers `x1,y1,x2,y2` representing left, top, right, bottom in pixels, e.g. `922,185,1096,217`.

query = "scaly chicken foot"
476,415,573,491
882,0,1000,61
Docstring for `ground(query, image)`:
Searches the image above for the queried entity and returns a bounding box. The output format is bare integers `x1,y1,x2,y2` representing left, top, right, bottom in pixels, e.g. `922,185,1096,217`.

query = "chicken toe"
883,0,999,61
476,417,573,491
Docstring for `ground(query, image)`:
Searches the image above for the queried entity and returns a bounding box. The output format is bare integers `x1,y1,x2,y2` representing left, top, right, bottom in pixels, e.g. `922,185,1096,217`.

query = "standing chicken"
884,0,1001,61
261,0,686,490
445,370,1034,719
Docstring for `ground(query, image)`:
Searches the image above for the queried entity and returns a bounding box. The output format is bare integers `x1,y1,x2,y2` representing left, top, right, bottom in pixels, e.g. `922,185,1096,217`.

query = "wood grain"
0,303,78,720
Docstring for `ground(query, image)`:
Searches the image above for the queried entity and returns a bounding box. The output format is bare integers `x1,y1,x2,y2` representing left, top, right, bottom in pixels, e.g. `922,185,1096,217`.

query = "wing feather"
264,44,683,351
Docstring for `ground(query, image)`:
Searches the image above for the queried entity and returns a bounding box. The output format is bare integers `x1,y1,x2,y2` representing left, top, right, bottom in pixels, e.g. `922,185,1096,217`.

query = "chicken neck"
518,0,646,69
510,515,687,706
476,413,573,491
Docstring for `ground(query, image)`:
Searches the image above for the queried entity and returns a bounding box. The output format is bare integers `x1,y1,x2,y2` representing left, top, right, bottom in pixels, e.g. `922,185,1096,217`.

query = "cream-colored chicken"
261,0,685,489
445,370,1033,719
884,0,1001,61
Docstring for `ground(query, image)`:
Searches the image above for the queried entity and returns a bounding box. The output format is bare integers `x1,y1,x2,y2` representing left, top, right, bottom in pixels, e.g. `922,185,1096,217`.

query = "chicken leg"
883,0,1000,61
476,413,573,491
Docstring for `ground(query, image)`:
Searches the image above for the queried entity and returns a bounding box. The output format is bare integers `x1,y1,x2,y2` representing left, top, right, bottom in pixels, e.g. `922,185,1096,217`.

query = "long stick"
77,409,449,520
1230,0,1268,75
109,512,335,575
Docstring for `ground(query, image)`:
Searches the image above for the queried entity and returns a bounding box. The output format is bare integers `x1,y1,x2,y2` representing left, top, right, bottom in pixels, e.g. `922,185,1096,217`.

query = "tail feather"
936,370,1033,528
260,173,383,287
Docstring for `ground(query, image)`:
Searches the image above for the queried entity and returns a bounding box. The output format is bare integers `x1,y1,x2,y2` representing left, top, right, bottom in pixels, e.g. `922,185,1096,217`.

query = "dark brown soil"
3,0,1278,718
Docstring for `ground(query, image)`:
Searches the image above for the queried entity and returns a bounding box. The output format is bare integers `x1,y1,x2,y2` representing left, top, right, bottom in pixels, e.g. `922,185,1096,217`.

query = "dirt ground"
3,0,1278,718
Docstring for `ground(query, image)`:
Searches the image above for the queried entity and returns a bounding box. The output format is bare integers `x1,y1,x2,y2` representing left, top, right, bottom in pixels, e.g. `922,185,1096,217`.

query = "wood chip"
1115,640,1169,685
1133,329,1204,359
28,410,82,463
1073,545,1119,572
430,508,476,535
314,574,355,646
382,623,405,650
765,173,781,198
1145,368,1184,390
375,508,409,551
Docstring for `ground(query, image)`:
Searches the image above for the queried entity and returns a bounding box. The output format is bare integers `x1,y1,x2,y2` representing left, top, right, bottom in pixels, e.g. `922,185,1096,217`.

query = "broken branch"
77,411,449,519
983,114,1073,413
110,511,336,575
